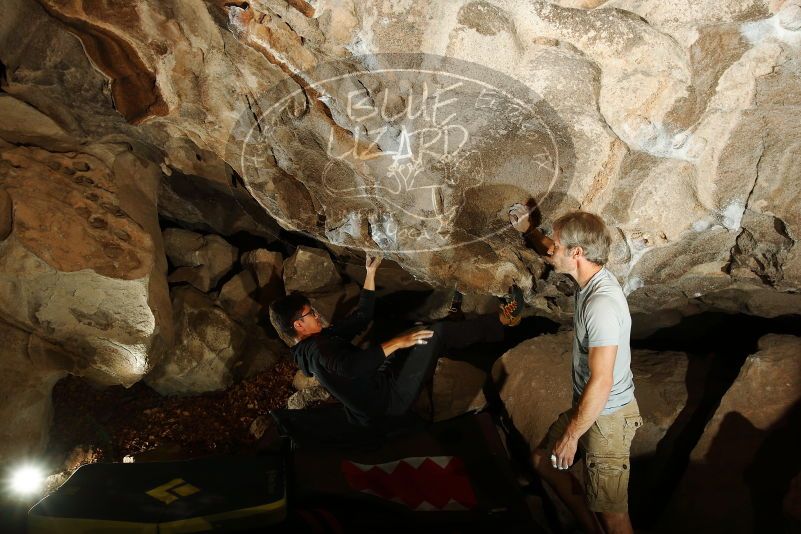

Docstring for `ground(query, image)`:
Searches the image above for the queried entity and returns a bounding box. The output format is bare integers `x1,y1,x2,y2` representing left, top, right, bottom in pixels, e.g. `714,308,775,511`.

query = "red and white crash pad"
342,456,478,511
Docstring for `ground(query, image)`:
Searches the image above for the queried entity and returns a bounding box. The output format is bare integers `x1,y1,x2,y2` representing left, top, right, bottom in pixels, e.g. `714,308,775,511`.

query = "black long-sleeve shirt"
291,289,390,425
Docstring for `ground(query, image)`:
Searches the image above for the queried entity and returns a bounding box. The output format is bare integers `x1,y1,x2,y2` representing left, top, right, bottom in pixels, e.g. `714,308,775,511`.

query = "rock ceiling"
0,0,800,387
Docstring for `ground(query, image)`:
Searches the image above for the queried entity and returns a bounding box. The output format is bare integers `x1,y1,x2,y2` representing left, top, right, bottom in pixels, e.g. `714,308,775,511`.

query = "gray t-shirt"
572,267,635,414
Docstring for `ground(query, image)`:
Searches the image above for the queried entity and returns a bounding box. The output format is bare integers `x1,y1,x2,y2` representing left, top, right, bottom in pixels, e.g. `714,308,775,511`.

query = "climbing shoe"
446,288,465,321
500,284,524,326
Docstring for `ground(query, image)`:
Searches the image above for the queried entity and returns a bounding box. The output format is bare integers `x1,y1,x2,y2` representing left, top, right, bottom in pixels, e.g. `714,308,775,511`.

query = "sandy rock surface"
662,334,801,533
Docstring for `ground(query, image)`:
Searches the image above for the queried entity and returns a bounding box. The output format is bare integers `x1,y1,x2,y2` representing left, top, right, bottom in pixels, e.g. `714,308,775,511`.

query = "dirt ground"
46,359,298,467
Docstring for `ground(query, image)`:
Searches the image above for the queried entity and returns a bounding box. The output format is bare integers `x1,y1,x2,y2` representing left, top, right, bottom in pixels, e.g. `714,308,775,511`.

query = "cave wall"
1,0,800,458
1,0,797,303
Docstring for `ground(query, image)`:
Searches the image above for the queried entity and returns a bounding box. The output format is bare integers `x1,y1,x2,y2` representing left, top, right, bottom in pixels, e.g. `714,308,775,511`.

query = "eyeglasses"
297,308,319,321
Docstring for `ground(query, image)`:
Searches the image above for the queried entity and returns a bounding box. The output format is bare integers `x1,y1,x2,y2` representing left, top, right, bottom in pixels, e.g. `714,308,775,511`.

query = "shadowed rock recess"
0,0,800,531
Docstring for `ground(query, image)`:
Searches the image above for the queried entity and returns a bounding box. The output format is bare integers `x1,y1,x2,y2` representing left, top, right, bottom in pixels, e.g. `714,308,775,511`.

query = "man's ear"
571,246,584,259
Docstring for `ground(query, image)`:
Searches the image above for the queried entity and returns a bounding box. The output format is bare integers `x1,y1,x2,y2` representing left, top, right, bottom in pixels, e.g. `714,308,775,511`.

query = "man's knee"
423,323,448,351
429,322,447,336
598,511,633,534
599,511,629,521
531,448,549,475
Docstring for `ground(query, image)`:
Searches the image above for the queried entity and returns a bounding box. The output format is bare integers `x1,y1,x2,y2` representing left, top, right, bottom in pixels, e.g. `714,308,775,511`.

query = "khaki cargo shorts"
540,399,643,513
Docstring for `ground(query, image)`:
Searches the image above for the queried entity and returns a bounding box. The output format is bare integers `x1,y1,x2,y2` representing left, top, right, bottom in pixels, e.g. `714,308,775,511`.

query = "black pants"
382,314,504,416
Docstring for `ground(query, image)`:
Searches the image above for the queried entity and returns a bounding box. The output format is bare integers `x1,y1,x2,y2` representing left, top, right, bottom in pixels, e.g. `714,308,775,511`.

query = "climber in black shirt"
270,255,524,426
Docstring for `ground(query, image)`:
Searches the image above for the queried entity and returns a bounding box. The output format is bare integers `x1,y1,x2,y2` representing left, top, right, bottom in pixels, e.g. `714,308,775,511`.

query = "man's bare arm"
364,255,381,291
564,345,616,439
524,226,555,257
551,345,616,469
508,203,554,256
381,329,434,357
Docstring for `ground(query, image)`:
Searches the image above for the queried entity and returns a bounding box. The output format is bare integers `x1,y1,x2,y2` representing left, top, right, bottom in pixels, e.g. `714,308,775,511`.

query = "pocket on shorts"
592,413,615,442
585,453,630,510
622,414,643,446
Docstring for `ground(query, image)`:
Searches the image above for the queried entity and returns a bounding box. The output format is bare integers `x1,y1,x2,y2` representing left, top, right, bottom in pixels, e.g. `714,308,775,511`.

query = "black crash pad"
28,455,285,533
